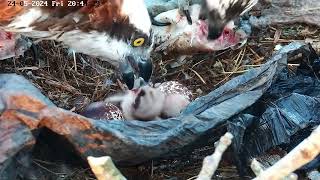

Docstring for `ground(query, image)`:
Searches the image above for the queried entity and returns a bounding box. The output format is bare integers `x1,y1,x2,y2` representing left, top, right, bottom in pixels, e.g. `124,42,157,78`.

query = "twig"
213,48,246,87
186,176,198,180
253,126,320,180
32,160,66,175
73,50,77,72
287,63,300,66
260,39,304,43
242,64,262,67
196,132,234,180
117,79,126,91
233,48,246,69
87,156,127,180
151,160,154,177
189,68,206,84
17,66,40,71
273,29,282,44
45,79,80,94
191,59,206,68
222,70,249,74
248,46,262,60
252,57,265,64
72,73,80,87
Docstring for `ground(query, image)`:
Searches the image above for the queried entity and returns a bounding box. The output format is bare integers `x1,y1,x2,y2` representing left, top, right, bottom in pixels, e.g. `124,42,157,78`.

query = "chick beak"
133,77,148,89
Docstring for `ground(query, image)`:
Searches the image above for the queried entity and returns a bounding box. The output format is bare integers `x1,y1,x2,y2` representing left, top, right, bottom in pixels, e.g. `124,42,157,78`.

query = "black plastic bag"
228,43,320,173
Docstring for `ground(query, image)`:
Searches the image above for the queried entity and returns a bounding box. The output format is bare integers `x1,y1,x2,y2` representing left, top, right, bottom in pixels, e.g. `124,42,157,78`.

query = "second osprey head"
199,0,257,40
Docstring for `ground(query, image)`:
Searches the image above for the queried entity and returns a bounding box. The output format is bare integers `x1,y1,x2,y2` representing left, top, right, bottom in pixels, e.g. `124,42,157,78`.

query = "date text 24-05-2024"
7,0,88,7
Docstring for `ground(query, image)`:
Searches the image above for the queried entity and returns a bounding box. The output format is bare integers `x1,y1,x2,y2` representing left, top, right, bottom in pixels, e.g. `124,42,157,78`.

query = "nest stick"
196,132,234,180
251,159,298,180
253,126,320,180
87,156,127,180
250,159,265,176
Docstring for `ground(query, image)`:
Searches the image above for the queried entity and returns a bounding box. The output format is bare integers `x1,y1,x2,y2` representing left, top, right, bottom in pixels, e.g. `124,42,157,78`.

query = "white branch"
196,132,234,180
251,158,297,180
87,156,127,180
253,125,320,180
250,159,265,176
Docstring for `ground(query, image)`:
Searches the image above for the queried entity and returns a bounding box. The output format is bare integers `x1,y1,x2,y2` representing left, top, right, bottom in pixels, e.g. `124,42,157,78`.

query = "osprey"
0,0,153,89
199,0,258,39
148,0,257,40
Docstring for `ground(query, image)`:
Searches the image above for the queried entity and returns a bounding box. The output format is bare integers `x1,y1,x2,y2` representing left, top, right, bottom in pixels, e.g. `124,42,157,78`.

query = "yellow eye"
133,38,145,47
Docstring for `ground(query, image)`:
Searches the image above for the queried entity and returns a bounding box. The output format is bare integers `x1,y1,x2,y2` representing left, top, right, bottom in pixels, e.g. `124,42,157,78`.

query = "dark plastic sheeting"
227,43,320,172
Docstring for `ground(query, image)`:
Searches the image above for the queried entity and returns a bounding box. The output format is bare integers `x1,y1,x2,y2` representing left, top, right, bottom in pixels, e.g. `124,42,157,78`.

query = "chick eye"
133,38,145,47
139,90,146,97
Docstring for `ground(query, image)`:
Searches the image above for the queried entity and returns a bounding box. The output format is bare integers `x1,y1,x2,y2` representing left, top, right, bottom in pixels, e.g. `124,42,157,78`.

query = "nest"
0,24,318,179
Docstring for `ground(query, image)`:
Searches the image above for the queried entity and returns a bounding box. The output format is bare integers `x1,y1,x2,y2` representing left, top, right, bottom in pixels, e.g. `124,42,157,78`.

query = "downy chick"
106,86,165,121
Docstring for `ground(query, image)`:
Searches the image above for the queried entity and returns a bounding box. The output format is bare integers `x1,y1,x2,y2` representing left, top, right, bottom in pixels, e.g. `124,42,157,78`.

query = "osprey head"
199,0,257,40
0,0,153,89
81,0,154,89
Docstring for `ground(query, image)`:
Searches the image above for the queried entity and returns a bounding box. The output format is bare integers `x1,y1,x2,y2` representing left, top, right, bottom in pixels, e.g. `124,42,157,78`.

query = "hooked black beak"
137,57,152,82
207,24,224,40
120,56,153,89
199,2,225,40
119,60,135,89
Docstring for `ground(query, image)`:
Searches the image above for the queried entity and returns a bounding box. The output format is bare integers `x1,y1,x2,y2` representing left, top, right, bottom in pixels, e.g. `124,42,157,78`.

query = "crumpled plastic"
227,43,320,173
0,42,319,179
